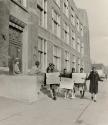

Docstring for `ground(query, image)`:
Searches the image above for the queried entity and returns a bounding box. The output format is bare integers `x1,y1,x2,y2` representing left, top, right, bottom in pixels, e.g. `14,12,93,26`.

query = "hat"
35,61,40,66
49,63,55,66
49,63,52,66
80,67,83,71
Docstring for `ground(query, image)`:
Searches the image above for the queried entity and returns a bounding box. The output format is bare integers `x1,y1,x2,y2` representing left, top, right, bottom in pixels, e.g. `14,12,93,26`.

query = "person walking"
46,63,59,100
79,68,87,98
60,68,75,99
86,67,103,102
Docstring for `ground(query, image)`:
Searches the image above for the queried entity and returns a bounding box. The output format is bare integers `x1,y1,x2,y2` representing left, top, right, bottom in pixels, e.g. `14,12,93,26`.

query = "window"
65,51,70,71
38,37,47,70
72,55,76,71
15,0,26,7
81,24,84,36
71,7,75,26
71,30,76,49
37,0,47,28
76,17,80,32
81,42,84,56
77,38,80,52
53,46,61,71
81,61,84,69
63,21,69,44
77,58,80,72
52,9,61,38
63,0,69,17
54,0,60,7
37,6,43,26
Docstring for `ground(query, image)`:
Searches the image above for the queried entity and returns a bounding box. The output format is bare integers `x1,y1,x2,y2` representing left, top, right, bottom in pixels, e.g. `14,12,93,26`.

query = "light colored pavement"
0,80,107,125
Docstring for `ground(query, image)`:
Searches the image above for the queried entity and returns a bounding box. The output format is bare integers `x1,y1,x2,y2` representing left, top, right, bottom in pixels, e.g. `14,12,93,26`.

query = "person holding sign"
86,67,103,102
60,68,75,99
72,68,87,98
79,68,87,98
46,63,59,100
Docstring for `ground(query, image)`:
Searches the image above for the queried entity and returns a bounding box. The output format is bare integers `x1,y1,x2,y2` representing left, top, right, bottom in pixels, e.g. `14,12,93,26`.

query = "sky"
75,0,108,66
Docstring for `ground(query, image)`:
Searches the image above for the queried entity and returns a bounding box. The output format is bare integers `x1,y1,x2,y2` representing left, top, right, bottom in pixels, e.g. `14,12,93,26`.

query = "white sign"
46,72,60,84
72,73,87,84
60,77,74,89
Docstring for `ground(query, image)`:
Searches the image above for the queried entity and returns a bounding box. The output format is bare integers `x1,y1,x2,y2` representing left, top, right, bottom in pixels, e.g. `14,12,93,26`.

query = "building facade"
0,0,91,74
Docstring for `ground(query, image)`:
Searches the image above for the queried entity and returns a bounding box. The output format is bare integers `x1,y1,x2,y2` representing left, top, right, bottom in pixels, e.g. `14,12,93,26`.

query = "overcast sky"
75,0,108,66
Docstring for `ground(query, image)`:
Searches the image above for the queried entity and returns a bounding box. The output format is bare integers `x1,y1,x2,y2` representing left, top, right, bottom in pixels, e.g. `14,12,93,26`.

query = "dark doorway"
9,25,23,71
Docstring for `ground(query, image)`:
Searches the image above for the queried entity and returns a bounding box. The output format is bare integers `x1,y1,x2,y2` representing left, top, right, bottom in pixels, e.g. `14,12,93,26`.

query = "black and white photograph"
0,0,108,125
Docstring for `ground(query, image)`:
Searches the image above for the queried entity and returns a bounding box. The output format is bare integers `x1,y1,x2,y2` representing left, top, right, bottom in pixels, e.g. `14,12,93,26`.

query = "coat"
87,71,102,94
46,66,59,89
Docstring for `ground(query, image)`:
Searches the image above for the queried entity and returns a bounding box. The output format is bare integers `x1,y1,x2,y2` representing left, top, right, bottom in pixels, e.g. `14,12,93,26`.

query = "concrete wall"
0,75,40,102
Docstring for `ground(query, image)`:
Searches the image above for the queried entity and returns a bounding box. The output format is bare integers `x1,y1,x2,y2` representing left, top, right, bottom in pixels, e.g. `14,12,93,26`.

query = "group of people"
8,56,21,75
45,63,103,102
8,57,103,102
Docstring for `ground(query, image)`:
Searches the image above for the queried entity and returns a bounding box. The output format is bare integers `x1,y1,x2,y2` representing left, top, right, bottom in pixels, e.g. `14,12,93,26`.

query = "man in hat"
86,67,103,102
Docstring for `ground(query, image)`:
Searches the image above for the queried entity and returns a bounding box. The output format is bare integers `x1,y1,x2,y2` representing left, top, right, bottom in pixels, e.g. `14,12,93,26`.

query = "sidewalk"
0,91,92,125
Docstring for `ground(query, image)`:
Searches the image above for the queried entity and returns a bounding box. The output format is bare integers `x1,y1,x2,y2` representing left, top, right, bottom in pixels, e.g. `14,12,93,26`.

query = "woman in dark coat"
86,67,103,102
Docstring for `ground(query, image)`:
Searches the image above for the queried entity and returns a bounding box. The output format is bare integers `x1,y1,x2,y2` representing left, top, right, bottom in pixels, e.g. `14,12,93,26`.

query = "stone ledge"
0,75,43,103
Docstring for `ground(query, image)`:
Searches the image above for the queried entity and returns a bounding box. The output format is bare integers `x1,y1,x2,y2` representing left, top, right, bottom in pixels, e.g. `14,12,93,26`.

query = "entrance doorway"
9,25,23,71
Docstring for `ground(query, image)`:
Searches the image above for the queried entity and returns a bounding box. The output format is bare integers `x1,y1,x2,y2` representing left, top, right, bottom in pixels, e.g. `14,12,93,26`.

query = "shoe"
64,96,67,99
70,96,75,99
94,100,96,102
91,96,93,100
53,97,57,100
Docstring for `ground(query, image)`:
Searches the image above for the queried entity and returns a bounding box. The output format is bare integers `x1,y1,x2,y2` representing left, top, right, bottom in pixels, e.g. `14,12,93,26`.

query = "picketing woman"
86,67,103,102
46,63,59,100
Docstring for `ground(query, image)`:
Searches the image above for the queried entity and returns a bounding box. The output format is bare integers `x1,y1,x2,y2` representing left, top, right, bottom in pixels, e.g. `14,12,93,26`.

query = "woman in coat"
86,67,103,102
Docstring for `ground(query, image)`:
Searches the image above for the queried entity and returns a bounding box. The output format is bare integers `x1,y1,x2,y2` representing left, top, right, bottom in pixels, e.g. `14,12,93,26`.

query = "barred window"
78,58,80,73
63,0,69,17
52,9,61,38
37,0,47,29
38,37,47,70
77,38,80,53
65,51,70,71
81,42,84,56
71,7,75,26
76,17,80,32
72,55,76,70
63,21,69,44
81,24,84,36
53,46,61,71
71,30,76,49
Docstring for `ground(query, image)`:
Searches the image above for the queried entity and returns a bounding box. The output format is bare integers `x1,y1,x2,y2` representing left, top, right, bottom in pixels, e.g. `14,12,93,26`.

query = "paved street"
0,80,107,125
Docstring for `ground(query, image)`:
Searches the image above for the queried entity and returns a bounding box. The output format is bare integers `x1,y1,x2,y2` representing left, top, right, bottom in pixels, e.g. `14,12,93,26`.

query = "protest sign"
72,73,87,84
46,72,60,84
60,77,74,89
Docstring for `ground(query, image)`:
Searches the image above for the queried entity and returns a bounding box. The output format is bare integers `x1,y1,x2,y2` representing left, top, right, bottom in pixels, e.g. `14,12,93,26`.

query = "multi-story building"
0,0,91,74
